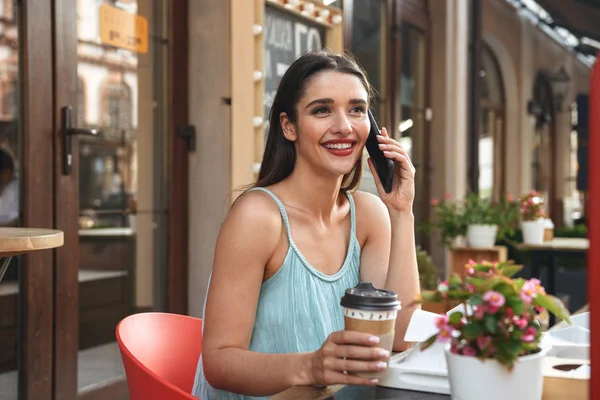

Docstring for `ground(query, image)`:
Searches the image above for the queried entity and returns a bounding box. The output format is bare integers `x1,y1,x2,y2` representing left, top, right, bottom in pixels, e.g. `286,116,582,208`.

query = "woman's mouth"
321,141,356,156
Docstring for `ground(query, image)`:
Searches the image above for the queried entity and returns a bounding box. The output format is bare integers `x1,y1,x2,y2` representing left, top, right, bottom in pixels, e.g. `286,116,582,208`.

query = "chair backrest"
116,312,202,400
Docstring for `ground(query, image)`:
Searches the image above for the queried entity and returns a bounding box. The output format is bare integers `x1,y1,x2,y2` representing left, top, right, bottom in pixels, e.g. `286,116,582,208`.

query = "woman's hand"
306,330,390,386
367,127,416,214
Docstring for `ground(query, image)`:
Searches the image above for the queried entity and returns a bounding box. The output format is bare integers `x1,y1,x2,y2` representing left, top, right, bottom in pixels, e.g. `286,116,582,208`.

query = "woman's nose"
332,112,352,135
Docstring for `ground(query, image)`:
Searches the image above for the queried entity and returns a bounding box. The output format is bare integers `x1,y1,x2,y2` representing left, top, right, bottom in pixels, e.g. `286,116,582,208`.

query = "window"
77,77,86,127
478,45,505,199
100,79,132,139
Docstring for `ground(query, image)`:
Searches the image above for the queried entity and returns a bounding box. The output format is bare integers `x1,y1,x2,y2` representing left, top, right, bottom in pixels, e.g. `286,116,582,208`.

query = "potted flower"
420,194,467,247
462,193,499,248
415,260,571,400
520,191,546,245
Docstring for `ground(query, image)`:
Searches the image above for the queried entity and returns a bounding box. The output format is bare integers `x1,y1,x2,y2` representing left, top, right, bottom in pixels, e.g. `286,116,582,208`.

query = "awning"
534,0,600,55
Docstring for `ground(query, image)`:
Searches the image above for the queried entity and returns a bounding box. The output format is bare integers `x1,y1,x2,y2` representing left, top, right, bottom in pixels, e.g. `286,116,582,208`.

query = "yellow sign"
99,4,148,54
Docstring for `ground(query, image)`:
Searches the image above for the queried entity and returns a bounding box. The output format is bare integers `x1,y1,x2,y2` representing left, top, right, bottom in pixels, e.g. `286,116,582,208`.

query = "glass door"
53,0,175,397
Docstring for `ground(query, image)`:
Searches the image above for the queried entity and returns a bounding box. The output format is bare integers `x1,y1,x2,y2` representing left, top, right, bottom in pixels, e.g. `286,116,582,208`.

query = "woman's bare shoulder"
352,191,389,217
221,189,284,244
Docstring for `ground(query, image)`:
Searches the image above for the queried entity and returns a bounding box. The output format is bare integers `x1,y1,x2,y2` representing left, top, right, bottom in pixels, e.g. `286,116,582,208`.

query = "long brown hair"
240,50,373,198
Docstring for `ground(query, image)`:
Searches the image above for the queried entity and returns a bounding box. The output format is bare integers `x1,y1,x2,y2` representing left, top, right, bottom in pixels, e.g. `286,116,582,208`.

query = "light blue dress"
191,187,361,399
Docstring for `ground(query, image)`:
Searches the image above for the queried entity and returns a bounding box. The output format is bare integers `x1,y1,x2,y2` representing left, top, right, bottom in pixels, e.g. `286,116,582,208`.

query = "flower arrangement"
520,191,545,221
415,260,570,369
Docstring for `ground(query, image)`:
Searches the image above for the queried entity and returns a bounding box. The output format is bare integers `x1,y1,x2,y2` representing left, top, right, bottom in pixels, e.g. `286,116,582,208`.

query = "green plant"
494,193,521,242
417,246,440,290
462,193,497,226
413,260,571,370
555,224,587,238
420,195,466,247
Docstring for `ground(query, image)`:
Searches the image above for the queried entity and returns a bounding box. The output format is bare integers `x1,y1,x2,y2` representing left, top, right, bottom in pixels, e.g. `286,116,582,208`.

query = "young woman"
192,50,420,399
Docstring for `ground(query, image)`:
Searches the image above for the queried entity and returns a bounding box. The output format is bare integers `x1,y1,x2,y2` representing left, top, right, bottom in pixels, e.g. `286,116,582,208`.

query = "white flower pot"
445,345,549,400
466,224,497,248
522,219,544,245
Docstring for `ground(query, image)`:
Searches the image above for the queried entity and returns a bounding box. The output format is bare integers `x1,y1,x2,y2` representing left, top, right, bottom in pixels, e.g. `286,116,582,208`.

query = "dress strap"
346,191,357,242
247,187,294,244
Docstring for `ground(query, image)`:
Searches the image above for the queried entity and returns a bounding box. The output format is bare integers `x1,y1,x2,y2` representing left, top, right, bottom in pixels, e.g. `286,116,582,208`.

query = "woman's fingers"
333,344,390,361
322,370,380,386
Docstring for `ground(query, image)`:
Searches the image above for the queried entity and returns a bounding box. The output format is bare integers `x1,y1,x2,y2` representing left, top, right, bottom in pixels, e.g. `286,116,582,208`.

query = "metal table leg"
0,256,13,283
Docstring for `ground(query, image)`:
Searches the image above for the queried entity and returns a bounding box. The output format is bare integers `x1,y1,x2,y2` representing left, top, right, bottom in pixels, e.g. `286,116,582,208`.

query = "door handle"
62,106,101,175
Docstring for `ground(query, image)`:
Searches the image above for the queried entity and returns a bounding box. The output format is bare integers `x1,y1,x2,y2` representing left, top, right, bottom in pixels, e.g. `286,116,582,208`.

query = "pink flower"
466,267,475,276
506,193,513,202
505,307,515,319
483,290,506,308
462,346,477,357
437,280,449,293
437,326,454,342
435,315,449,329
474,306,485,319
450,343,459,354
477,336,491,350
466,283,476,293
445,193,451,200
514,317,528,330
530,190,538,196
522,326,537,342
430,199,439,206
467,259,477,266
486,305,500,314
521,278,545,304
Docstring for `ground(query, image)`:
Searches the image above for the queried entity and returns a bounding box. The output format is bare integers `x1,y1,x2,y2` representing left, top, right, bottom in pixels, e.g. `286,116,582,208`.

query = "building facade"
0,0,596,399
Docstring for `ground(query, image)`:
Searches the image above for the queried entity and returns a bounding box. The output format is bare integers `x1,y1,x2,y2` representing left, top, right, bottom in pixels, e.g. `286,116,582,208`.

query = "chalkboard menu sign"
263,5,326,141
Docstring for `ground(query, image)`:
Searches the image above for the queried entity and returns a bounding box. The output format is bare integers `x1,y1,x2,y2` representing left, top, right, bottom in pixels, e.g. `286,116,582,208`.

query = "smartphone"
365,109,394,193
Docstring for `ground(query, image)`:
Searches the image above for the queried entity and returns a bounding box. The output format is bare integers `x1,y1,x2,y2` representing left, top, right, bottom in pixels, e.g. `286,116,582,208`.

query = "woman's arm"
202,192,307,395
355,192,420,352
202,191,383,396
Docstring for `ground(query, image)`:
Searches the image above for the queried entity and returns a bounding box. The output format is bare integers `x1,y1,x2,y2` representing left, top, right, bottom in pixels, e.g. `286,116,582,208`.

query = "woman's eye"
351,106,366,114
312,107,330,115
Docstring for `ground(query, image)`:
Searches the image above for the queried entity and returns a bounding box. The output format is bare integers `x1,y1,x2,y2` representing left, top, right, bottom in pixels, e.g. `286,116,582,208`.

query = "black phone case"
365,110,394,193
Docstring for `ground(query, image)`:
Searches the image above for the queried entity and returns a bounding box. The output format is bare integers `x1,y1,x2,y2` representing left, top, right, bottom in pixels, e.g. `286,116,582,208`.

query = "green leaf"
462,323,483,340
420,291,444,303
449,312,463,325
482,276,516,292
420,334,438,351
506,296,525,314
533,294,571,324
507,339,522,355
514,278,526,290
500,263,523,278
485,315,498,334
448,274,462,289
469,294,483,306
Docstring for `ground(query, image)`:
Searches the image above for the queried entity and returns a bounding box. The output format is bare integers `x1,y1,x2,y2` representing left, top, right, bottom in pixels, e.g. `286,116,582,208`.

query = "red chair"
116,312,202,400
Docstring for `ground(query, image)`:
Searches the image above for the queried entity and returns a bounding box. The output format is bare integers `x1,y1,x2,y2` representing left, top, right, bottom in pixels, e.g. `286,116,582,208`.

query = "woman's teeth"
323,143,352,149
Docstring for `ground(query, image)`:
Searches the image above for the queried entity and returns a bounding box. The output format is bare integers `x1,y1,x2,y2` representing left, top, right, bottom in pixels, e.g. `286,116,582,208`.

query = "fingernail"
369,336,380,344
378,143,385,148
376,362,387,369
371,378,379,384
379,350,390,358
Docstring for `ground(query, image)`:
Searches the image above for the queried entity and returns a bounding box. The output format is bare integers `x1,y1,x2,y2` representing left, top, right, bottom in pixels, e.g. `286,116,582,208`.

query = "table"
271,384,449,399
0,228,64,283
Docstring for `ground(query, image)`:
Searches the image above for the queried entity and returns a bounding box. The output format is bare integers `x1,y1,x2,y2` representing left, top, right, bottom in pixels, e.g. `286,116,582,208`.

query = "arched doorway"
530,71,557,221
478,44,505,199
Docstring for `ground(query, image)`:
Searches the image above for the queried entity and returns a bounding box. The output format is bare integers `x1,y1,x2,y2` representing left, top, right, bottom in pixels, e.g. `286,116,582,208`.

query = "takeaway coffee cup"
340,282,401,378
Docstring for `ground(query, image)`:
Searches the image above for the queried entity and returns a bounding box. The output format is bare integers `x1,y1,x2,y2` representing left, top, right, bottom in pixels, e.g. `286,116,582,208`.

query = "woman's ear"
280,112,297,142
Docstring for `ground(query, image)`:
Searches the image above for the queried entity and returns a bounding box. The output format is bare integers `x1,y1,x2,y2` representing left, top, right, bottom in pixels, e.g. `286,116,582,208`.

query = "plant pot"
466,224,497,248
522,219,544,245
452,236,467,247
445,345,549,400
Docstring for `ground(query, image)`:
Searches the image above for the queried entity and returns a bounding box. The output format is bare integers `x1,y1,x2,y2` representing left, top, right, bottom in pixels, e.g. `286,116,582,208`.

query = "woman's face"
282,71,370,178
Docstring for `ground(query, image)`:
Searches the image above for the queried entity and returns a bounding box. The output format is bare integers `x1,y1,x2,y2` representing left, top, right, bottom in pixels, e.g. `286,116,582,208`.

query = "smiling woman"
192,51,420,400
